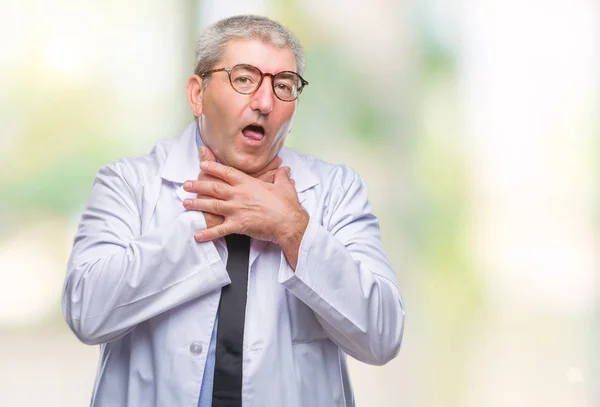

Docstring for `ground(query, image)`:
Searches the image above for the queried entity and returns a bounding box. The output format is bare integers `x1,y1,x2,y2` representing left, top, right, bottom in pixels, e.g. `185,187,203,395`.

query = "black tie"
212,234,251,407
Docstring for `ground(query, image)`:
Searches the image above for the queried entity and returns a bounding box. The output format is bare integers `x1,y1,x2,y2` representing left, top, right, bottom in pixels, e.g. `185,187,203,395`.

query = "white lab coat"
62,121,405,407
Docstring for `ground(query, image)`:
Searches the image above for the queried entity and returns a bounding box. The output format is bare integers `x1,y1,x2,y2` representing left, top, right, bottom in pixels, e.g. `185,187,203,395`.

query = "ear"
186,74,205,117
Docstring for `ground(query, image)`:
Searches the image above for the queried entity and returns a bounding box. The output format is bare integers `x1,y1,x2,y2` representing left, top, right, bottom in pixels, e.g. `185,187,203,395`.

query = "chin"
230,155,266,174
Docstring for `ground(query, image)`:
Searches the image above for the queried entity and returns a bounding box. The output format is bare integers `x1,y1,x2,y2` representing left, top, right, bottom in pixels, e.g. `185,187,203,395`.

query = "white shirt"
62,121,405,407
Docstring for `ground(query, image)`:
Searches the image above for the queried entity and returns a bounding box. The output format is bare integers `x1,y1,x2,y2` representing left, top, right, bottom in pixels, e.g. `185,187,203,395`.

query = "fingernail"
183,181,192,190
285,167,291,176
194,232,203,241
200,161,208,169
184,199,193,207
199,146,205,157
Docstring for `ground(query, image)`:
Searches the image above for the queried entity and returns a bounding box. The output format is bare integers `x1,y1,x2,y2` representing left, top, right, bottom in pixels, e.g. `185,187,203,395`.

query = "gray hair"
194,15,305,89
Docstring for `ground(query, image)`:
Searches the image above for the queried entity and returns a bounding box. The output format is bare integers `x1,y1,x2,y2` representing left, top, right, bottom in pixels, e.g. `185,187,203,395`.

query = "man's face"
194,39,298,174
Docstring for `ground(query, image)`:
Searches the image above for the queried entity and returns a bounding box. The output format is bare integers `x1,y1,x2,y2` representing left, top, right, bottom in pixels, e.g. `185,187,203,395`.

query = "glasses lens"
230,65,262,94
273,72,301,101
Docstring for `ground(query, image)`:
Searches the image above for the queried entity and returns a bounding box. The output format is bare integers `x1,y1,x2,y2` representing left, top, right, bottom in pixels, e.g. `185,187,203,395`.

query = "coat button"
189,342,203,355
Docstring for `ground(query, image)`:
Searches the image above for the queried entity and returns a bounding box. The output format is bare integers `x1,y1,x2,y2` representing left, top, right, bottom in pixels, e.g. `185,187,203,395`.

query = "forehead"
219,38,297,74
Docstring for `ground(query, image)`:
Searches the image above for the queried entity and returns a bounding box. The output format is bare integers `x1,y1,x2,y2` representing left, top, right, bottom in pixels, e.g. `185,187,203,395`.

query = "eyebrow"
274,72,297,80
236,65,258,73
235,64,297,76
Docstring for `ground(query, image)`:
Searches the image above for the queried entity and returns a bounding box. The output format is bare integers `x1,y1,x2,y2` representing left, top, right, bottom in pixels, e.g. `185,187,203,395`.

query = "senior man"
62,14,404,407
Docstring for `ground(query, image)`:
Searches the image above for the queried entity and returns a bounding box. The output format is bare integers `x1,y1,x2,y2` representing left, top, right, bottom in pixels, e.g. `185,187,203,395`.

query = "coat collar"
160,121,200,185
160,120,319,195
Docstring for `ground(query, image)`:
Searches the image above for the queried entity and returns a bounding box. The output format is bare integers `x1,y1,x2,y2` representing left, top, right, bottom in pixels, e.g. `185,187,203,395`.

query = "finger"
197,173,221,184
200,161,246,185
273,166,293,186
195,221,237,242
199,145,217,162
183,180,234,199
256,169,278,183
203,212,224,229
183,197,230,215
194,172,227,199
195,176,227,199
250,156,282,178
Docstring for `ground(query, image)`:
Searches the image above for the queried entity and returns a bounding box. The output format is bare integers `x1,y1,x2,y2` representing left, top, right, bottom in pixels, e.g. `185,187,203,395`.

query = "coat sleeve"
62,162,229,345
278,166,405,365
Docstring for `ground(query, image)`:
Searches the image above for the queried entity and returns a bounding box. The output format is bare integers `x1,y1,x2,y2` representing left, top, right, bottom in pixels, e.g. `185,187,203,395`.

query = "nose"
249,76,274,114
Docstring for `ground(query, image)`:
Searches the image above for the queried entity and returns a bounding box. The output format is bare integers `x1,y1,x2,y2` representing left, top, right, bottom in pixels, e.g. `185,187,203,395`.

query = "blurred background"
0,0,598,406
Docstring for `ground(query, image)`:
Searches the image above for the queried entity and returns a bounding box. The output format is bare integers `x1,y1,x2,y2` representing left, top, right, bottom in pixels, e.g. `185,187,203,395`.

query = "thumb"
273,166,293,186
199,146,217,163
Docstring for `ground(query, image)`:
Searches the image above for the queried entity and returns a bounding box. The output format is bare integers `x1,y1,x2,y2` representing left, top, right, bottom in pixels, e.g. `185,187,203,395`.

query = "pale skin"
183,38,308,269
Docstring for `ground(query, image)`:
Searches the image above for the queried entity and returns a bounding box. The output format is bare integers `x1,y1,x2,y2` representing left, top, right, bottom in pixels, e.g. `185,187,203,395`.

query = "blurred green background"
0,0,598,406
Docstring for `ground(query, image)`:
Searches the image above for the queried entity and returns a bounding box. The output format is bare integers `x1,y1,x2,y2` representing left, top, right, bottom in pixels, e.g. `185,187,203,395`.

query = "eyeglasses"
198,64,308,102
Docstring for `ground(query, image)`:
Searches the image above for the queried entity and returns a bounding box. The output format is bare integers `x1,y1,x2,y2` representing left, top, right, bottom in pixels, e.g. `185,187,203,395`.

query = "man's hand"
196,147,224,230
183,159,308,268
195,146,285,231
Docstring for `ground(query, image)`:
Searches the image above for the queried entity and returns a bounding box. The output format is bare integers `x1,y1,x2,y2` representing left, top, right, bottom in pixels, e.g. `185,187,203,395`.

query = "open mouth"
242,124,265,141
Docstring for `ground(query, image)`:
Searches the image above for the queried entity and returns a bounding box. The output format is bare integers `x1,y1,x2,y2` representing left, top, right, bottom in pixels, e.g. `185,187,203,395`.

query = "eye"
234,76,254,84
275,83,293,94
